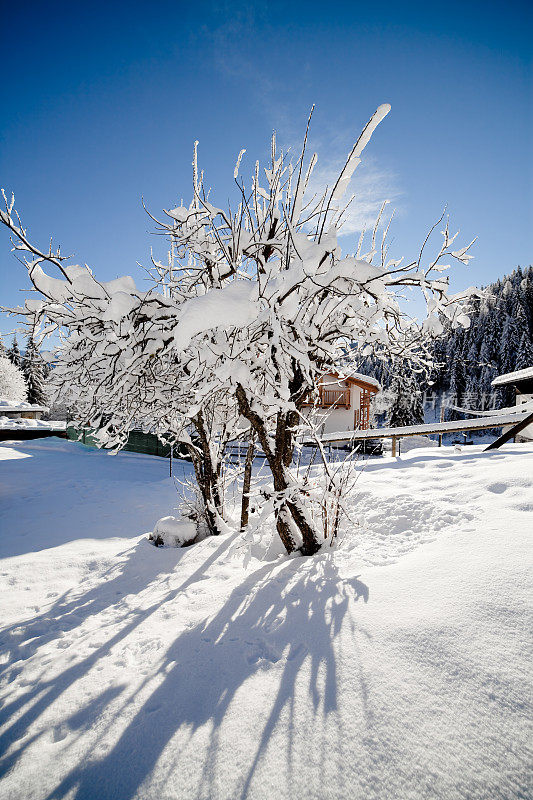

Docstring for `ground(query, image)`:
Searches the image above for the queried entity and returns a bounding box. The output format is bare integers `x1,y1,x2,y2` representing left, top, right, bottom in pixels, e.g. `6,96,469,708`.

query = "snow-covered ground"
0,438,531,800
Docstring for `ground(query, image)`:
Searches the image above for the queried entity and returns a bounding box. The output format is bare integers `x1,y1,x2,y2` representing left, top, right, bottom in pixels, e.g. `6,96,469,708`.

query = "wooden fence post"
391,436,397,457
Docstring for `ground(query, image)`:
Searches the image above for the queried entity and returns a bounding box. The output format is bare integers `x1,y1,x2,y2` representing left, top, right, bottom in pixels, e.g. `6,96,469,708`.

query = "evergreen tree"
500,315,520,375
522,272,533,331
515,331,533,371
514,301,530,352
387,365,425,428
22,335,47,406
7,335,22,367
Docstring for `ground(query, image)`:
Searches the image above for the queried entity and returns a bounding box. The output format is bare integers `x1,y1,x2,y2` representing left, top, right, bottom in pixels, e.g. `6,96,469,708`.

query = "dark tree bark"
235,384,320,556
188,411,225,536
240,431,256,530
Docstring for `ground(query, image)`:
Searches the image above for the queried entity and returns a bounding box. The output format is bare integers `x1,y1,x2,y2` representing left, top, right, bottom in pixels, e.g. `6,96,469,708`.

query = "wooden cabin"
491,366,533,441
302,372,380,435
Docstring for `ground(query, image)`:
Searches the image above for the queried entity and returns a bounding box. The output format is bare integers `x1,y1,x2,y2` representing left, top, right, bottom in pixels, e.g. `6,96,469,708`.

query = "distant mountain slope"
359,265,533,415
430,264,533,410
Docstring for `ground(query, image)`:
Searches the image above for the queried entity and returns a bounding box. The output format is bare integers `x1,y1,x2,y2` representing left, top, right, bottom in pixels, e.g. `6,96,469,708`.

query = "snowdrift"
0,439,531,800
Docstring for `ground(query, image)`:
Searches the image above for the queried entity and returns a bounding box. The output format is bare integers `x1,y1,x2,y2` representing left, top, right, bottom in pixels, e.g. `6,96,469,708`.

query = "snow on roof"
327,372,381,390
0,398,49,412
491,367,533,387
347,372,381,390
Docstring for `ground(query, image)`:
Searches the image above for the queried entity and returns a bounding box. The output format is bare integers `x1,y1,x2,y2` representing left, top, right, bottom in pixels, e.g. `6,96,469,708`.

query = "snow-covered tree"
515,330,533,371
7,334,22,367
387,365,425,428
0,355,27,401
0,104,477,555
22,334,47,406
501,315,520,376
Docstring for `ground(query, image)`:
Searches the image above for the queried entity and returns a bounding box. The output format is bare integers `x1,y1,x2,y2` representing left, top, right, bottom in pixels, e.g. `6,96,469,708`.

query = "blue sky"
1,0,531,342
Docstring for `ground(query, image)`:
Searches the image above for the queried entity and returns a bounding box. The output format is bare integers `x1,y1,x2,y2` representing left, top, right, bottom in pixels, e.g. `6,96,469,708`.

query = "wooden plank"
484,411,533,451
319,411,531,444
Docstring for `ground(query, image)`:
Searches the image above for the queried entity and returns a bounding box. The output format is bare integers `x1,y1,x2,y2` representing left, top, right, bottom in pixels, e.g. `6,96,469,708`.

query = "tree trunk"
235,384,320,556
188,412,225,536
240,431,256,530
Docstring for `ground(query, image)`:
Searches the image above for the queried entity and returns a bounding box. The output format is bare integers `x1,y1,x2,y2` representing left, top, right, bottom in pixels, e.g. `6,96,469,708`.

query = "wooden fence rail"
319,410,532,456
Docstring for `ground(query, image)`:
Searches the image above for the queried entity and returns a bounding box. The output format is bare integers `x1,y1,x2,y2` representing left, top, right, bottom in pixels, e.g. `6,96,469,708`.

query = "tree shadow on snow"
0,536,369,800
0,535,234,772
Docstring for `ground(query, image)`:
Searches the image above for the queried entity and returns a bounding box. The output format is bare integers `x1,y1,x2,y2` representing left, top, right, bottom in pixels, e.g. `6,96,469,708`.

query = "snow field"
0,438,531,799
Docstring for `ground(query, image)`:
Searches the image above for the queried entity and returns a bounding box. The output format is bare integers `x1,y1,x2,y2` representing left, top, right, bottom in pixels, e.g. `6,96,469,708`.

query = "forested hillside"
431,265,533,410
359,265,533,416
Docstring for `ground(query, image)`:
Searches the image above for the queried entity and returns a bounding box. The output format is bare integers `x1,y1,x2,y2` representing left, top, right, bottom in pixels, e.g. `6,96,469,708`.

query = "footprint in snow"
287,643,308,661
263,616,284,633
245,640,281,665
487,482,508,494
52,726,69,743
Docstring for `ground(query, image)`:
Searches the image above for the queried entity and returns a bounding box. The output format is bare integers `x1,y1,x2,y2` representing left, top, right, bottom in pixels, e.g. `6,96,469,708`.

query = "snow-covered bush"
0,103,477,556
149,516,198,547
0,355,27,401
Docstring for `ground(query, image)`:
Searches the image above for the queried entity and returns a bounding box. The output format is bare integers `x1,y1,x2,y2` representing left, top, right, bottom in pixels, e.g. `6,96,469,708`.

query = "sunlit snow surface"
0,438,531,800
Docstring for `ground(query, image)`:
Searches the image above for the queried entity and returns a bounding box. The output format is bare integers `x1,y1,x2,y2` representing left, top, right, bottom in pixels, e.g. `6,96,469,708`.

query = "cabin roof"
326,372,380,391
0,398,49,413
